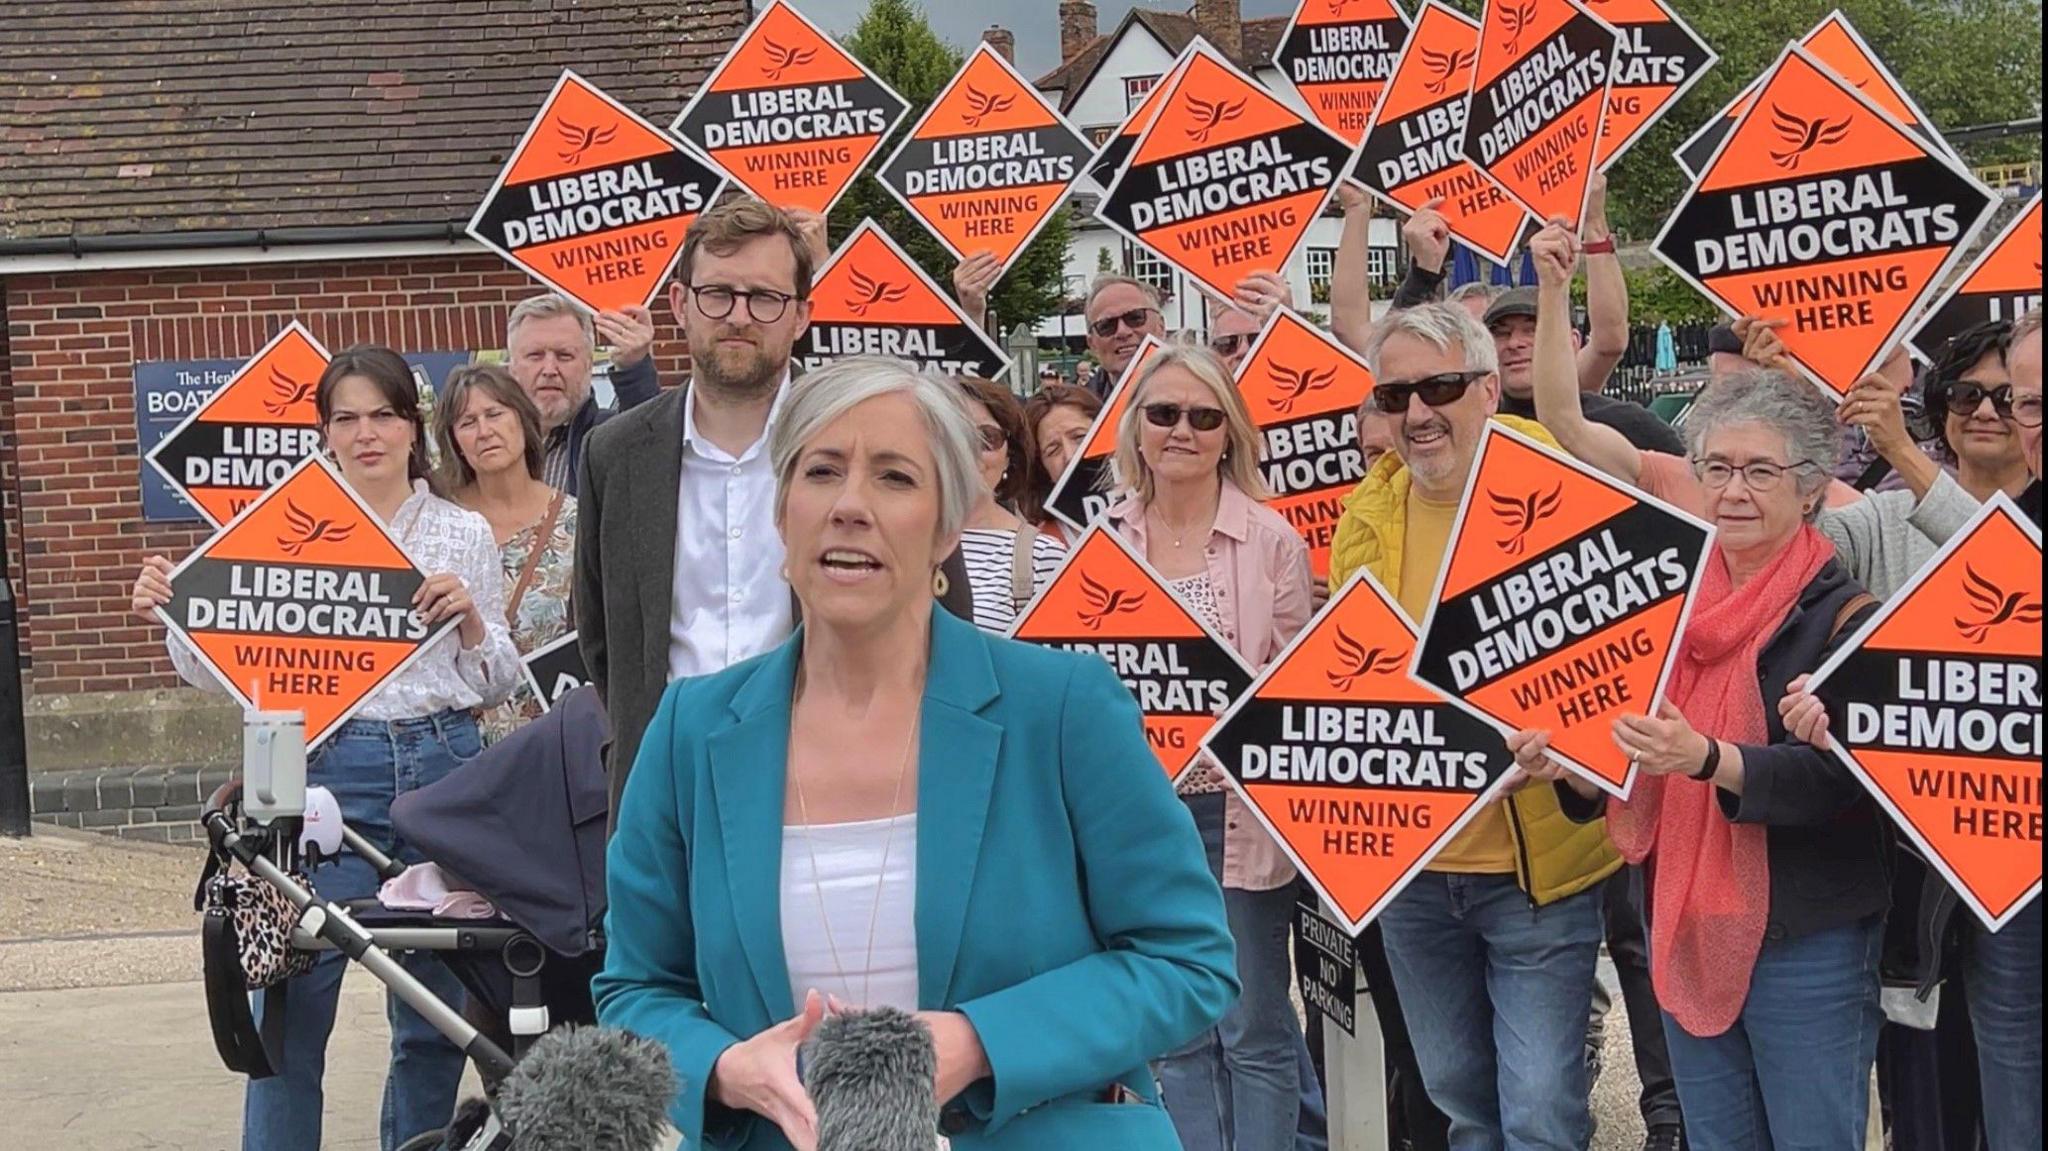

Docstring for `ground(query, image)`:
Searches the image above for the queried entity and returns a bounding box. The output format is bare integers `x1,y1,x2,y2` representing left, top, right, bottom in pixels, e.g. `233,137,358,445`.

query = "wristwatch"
1582,236,1616,255
1690,739,1722,782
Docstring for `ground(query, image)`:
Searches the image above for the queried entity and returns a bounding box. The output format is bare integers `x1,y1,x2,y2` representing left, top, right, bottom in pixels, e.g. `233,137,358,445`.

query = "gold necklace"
788,704,919,1009
1150,503,1211,549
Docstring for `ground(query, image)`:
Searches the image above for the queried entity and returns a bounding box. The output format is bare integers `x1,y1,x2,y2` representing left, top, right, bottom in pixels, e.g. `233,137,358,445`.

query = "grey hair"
505,293,594,351
1364,301,1499,378
1085,274,1163,316
1686,370,1842,521
2013,308,2042,344
1447,282,1499,306
768,356,980,541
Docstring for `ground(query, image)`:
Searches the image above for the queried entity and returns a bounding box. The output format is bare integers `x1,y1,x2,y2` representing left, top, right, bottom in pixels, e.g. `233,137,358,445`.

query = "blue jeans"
1378,872,1603,1151
1159,793,1304,1151
1965,899,2041,1151
241,711,480,1151
1660,915,1884,1151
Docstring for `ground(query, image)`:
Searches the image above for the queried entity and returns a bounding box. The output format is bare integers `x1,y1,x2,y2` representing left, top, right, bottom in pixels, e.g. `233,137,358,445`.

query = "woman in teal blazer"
594,355,1237,1150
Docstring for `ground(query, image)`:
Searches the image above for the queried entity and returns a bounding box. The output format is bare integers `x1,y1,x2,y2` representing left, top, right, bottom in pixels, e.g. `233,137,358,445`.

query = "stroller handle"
203,777,243,821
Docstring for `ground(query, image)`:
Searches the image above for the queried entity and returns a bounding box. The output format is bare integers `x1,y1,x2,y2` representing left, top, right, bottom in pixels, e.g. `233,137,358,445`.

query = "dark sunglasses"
1090,308,1158,339
1369,370,1488,414
1209,333,1253,357
1142,403,1226,432
1939,381,2044,428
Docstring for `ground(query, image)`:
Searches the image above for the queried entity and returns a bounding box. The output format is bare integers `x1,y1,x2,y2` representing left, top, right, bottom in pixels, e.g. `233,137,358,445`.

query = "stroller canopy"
391,686,610,956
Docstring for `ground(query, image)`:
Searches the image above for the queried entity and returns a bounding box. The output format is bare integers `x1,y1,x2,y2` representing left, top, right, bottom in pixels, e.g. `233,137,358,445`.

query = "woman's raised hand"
131,555,175,622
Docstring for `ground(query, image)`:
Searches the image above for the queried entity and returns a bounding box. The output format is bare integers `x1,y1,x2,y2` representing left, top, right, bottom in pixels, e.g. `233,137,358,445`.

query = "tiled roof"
1034,8,1291,112
0,0,752,242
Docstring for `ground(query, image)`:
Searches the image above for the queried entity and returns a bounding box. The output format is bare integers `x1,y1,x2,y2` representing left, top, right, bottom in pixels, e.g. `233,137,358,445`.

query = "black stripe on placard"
1462,17,1616,168
798,323,1006,377
151,422,324,494
1822,649,2043,759
1208,697,1514,793
1028,636,1252,715
882,129,1088,197
170,556,429,643
476,151,720,252
1609,21,1713,89
1101,123,1349,234
1355,95,1470,194
678,77,904,150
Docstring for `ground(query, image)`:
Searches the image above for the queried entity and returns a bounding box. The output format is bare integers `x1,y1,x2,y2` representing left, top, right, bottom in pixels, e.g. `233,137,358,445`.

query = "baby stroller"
198,687,612,1150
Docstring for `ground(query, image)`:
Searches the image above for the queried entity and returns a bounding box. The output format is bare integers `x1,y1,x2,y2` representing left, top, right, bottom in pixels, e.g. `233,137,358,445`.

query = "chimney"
981,25,1016,64
1193,0,1243,60
1059,1,1099,64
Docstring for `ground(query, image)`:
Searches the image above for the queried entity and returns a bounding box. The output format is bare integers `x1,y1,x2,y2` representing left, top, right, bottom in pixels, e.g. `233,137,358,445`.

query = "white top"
169,481,521,720
958,527,1066,633
779,813,920,1014
668,376,796,681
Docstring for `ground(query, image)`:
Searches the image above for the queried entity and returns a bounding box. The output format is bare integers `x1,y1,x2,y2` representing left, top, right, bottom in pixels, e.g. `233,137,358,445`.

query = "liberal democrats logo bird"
555,118,616,165
1266,360,1339,416
277,500,356,558
1497,1,1540,55
1183,94,1247,145
1077,571,1146,630
962,84,1015,129
1768,105,1851,172
1421,47,1475,95
845,267,910,317
1326,626,1408,691
761,38,817,82
1955,565,2042,643
1491,483,1563,556
262,368,316,418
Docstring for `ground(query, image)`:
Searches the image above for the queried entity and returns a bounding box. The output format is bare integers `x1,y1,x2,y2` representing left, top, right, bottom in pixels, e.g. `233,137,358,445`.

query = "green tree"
829,0,1073,334
1445,0,2043,238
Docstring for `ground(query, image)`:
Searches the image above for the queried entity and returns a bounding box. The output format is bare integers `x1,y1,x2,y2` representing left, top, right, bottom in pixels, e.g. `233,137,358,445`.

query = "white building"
1023,0,1403,346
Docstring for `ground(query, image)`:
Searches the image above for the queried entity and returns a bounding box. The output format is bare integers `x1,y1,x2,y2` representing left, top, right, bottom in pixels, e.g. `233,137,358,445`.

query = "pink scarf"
1608,524,1834,1037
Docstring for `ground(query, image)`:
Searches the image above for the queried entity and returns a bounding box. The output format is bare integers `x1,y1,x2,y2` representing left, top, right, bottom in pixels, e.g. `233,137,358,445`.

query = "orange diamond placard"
796,220,1011,379
1206,568,1519,931
1459,0,1620,228
1274,0,1414,146
470,70,726,314
1909,194,2042,361
144,322,332,528
1676,11,1956,181
1810,496,2042,931
1353,1,1528,265
1653,42,1996,401
156,455,457,750
671,0,909,214
1233,309,1377,579
1087,50,1196,190
1411,423,1713,798
875,43,1093,270
1009,525,1254,783
1098,43,1353,303
1044,337,1168,533
1589,0,1717,170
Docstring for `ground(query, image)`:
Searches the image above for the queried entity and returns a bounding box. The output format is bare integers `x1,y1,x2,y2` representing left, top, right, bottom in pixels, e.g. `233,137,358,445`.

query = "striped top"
960,527,1066,634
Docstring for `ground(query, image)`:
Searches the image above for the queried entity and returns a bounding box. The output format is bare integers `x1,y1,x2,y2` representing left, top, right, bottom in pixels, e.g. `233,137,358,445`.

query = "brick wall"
0,253,691,694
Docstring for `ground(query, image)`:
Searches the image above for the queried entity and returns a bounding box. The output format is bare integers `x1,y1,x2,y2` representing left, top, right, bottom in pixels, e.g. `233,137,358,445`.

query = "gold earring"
933,568,949,597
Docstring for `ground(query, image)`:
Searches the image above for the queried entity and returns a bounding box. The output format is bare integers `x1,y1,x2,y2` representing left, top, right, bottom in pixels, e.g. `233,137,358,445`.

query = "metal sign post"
1322,895,1390,1151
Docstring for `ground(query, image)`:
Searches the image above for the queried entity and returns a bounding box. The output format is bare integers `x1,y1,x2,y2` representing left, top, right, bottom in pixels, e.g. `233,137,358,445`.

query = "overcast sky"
779,1,1300,79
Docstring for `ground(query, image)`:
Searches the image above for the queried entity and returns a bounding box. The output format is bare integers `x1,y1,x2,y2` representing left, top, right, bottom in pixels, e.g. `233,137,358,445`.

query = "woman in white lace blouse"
131,344,518,1151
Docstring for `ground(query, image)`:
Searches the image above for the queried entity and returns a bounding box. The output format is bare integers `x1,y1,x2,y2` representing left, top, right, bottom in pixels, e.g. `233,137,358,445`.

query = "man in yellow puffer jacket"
1330,301,1620,1151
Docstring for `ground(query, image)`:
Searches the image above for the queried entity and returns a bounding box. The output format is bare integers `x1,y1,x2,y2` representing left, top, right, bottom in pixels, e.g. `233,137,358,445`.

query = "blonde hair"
1111,344,1271,506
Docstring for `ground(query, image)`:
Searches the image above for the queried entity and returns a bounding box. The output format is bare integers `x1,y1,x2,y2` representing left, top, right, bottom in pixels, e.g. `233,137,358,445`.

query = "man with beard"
503,293,660,495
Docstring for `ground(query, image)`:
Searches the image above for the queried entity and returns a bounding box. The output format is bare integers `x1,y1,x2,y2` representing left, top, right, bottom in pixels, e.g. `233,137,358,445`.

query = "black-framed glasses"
1692,457,1820,492
1090,307,1158,339
686,283,799,324
1209,333,1253,358
974,424,1007,452
1938,381,2043,428
1142,403,1226,432
1370,370,1488,414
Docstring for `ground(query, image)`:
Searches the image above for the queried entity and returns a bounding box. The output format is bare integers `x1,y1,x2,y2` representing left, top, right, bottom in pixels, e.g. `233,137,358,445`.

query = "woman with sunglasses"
1102,345,1315,1151
1021,384,1104,544
1521,222,1888,1151
132,345,520,1151
953,377,1067,632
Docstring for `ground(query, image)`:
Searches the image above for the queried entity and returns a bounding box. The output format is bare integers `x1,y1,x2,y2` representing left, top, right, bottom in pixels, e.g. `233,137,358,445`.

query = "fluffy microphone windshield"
804,1007,940,1151
495,1025,676,1151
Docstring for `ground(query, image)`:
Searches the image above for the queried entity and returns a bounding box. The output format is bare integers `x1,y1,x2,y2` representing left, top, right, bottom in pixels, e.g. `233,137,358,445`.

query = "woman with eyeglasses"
1520,222,1888,1150
952,377,1067,632
1099,345,1315,1151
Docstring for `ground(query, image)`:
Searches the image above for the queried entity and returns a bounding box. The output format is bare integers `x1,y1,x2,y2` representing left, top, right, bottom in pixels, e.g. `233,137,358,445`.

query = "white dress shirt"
668,376,795,680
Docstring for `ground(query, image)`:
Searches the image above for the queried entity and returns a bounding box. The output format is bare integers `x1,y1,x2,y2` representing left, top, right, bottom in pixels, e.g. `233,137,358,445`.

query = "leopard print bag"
199,862,316,989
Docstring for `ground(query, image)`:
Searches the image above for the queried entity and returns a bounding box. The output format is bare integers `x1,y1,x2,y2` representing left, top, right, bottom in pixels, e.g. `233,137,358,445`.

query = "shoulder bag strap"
504,491,566,629
1010,524,1039,612
1831,592,1879,641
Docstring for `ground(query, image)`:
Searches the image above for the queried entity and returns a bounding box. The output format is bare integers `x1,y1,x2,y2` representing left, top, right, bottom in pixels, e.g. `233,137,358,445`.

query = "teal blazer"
595,605,1238,1150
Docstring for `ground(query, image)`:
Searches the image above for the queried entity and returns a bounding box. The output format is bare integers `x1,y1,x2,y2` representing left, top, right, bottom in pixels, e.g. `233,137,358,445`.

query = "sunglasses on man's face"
1090,308,1157,339
1209,333,1253,358
1369,370,1489,414
1142,403,1227,432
